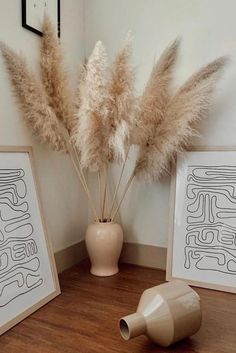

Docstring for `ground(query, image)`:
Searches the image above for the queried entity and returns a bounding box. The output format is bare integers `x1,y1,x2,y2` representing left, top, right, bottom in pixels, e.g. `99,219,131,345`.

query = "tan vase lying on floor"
85,222,123,277
120,280,201,347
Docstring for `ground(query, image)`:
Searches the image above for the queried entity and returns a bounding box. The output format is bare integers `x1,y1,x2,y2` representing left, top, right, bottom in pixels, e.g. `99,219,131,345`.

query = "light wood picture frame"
0,146,60,335
166,146,236,293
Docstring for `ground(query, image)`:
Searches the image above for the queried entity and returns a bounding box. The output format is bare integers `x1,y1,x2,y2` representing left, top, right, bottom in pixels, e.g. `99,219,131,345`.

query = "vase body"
120,280,201,347
85,222,123,277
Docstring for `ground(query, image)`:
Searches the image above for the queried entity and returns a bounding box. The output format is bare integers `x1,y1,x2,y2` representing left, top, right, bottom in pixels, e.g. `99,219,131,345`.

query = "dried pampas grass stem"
108,146,130,220
69,152,99,222
98,170,103,219
101,165,108,221
111,169,135,222
61,127,99,222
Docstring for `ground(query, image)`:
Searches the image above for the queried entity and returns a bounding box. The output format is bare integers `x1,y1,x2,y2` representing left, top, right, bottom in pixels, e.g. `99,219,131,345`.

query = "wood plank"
0,260,235,352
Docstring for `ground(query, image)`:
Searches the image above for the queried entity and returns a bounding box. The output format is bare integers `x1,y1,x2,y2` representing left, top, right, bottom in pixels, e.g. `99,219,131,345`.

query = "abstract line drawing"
0,149,60,336
0,169,43,308
184,165,236,275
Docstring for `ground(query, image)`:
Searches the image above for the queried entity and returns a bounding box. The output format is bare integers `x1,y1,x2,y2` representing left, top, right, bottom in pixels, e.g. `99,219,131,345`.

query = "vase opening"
119,313,146,340
98,218,112,223
119,319,130,340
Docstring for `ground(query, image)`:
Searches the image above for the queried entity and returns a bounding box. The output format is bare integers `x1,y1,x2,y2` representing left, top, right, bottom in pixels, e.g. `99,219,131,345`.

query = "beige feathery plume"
76,41,108,171
106,32,136,163
41,15,74,133
0,43,66,151
133,39,179,146
70,62,87,144
135,57,227,182
74,62,87,111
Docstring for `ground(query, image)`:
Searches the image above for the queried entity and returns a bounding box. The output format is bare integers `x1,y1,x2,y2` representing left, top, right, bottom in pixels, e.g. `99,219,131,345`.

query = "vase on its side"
120,280,201,347
85,222,123,277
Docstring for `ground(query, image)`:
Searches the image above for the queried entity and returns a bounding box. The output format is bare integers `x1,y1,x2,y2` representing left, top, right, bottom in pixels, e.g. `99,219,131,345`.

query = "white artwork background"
0,152,55,327
172,151,236,288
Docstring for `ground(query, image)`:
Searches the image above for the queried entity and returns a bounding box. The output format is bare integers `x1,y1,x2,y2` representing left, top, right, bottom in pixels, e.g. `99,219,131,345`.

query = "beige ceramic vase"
120,280,201,347
85,222,123,277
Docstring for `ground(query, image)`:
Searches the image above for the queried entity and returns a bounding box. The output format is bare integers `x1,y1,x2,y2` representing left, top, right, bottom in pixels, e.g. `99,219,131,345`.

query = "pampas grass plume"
134,38,179,146
0,42,66,151
70,63,87,145
135,56,228,182
106,32,136,162
41,15,74,133
76,41,108,171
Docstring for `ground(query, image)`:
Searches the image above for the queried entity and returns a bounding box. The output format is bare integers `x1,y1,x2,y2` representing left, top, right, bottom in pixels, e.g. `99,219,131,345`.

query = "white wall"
1,0,235,253
85,0,236,247
0,0,87,253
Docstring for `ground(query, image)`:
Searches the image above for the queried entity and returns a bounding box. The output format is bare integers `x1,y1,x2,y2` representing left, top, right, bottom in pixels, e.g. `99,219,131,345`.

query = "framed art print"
0,146,60,335
167,146,236,293
22,0,60,37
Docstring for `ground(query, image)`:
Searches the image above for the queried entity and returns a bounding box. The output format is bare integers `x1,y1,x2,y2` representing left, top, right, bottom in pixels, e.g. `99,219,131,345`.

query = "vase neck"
120,313,146,340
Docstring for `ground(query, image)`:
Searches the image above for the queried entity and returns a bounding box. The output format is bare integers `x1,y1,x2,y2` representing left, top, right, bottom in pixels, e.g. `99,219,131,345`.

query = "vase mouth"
119,313,146,340
94,219,115,224
94,218,115,224
120,319,130,340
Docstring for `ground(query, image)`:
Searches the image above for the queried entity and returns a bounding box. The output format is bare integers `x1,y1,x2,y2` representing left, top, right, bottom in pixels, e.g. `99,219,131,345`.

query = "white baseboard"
55,241,167,273
54,240,87,273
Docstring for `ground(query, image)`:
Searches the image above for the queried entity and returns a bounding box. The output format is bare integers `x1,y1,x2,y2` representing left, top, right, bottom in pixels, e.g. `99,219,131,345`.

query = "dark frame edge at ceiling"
21,0,60,37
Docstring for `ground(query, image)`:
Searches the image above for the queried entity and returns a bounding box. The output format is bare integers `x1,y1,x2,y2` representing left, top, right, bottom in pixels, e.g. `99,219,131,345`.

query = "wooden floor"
0,261,236,353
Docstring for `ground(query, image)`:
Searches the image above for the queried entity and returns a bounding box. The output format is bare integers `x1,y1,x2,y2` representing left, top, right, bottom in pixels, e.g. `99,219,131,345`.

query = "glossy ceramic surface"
120,280,201,347
85,222,123,277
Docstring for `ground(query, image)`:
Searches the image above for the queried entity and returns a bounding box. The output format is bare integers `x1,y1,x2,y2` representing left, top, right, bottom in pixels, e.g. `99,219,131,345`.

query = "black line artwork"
0,169,43,308
184,165,236,275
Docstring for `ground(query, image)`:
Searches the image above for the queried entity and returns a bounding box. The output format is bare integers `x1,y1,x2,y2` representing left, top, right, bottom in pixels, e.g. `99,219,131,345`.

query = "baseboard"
54,240,167,273
54,240,87,273
120,242,167,270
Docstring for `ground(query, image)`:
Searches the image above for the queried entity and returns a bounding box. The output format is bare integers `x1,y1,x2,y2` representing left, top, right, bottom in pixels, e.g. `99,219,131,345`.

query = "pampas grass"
106,34,136,218
74,63,87,112
70,63,87,146
75,41,108,172
0,18,228,222
0,28,99,221
111,56,227,221
0,43,66,151
106,33,136,163
133,39,179,146
135,57,227,182
40,16,74,133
